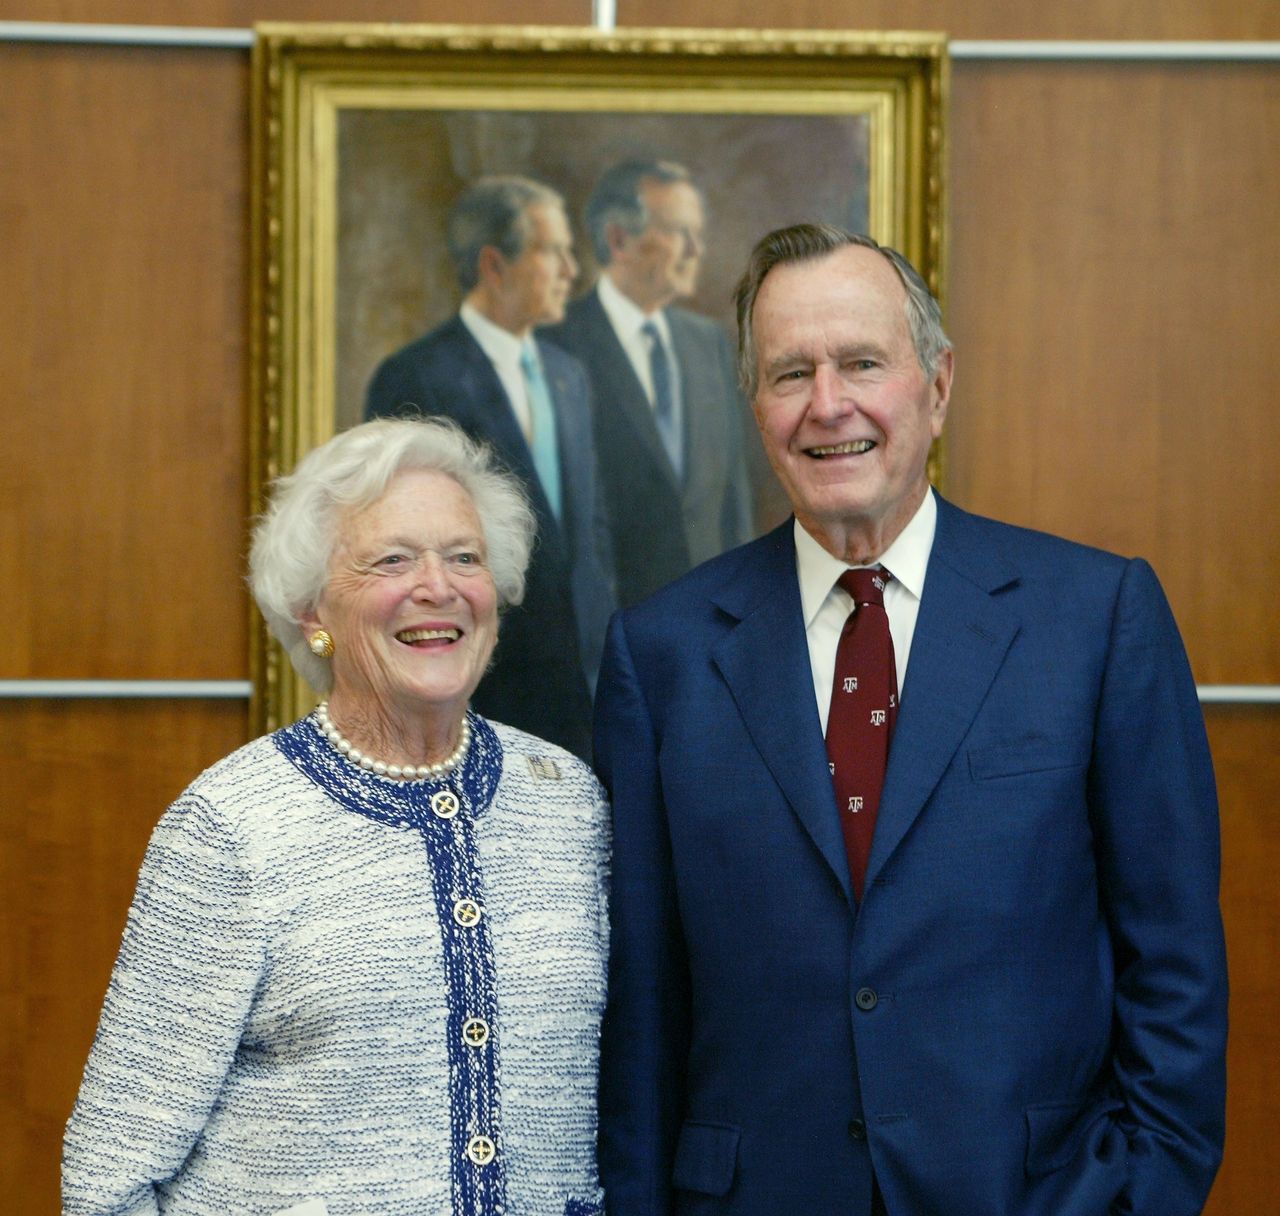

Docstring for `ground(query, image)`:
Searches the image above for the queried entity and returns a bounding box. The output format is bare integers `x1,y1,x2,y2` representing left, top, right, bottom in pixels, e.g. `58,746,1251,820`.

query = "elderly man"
544,160,752,608
594,224,1227,1215
366,176,613,760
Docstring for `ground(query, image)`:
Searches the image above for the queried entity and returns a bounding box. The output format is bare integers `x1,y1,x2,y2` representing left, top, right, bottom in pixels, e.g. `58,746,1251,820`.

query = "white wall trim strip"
950,40,1280,61
0,680,253,699
1195,685,1280,705
0,22,253,47
0,679,1277,704
1,24,1279,61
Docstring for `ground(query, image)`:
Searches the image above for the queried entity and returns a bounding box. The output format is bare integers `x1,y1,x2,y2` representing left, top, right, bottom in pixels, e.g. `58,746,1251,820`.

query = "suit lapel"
584,290,683,494
448,320,532,466
667,310,721,496
539,341,583,540
864,500,1021,890
450,321,566,550
711,524,855,906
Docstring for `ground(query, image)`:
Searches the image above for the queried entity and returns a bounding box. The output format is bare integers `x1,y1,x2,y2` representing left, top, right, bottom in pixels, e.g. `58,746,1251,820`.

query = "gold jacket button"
466,1134,496,1165
462,1017,491,1048
430,790,460,819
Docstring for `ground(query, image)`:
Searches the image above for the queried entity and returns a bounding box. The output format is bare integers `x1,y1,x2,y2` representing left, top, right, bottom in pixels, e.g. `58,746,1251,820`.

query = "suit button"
848,1117,867,1140
855,987,878,1011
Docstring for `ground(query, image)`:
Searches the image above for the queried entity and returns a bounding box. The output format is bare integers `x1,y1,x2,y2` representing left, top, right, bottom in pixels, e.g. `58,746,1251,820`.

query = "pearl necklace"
314,701,471,781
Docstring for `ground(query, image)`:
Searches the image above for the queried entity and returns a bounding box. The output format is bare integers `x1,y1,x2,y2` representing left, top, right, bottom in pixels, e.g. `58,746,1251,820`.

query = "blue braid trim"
274,712,509,1216
272,710,501,829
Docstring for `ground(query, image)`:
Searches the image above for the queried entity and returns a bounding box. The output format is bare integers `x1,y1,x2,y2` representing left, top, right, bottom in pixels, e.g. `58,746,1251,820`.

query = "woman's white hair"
249,417,535,694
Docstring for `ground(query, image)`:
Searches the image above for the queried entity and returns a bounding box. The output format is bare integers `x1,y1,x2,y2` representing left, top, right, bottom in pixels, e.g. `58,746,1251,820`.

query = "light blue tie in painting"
519,342,562,520
641,320,682,480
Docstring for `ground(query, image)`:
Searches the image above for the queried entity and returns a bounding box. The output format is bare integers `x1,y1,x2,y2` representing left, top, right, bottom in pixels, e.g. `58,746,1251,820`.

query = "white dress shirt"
796,488,938,734
597,273,684,433
460,302,533,439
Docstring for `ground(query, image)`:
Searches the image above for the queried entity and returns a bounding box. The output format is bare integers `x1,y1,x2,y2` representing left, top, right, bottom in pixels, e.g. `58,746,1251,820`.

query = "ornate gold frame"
249,23,949,731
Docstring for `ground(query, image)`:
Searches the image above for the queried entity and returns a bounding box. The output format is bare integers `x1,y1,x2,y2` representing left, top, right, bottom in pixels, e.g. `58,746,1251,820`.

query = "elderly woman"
63,419,609,1216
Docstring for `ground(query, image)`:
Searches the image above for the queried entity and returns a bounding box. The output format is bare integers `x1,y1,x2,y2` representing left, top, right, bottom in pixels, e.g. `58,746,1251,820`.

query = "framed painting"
250,23,949,731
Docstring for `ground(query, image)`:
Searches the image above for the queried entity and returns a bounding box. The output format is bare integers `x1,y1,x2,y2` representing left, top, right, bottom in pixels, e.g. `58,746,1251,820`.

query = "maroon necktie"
825,568,899,900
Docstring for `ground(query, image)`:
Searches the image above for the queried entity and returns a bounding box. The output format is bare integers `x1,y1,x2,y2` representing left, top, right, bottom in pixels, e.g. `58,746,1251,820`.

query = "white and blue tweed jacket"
63,713,609,1216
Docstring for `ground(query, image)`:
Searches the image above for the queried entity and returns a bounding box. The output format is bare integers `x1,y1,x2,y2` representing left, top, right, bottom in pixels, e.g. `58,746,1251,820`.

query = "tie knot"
519,343,538,374
838,567,890,607
641,319,661,345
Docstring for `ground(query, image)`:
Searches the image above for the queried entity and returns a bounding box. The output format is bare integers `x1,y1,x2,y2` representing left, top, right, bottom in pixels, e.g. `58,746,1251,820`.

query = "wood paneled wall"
0,701,250,1204
948,58,1280,684
1207,710,1280,1207
2,4,1275,1211
0,44,250,681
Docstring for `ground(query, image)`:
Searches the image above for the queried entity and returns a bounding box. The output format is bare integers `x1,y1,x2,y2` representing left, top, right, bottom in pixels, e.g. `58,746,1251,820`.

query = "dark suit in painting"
366,315,613,760
545,287,753,608
594,496,1226,1216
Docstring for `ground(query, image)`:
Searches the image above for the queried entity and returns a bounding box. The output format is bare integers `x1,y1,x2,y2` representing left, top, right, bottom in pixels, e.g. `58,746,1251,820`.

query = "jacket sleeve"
1090,559,1227,1215
593,612,688,1216
62,795,266,1216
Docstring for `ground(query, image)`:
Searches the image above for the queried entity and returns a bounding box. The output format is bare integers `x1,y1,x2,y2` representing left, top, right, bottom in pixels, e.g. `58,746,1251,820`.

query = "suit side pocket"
671,1120,740,1197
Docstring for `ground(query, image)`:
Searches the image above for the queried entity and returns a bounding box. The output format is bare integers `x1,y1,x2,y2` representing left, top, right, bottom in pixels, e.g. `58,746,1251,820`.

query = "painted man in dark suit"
365,176,613,760
595,225,1227,1214
544,160,753,608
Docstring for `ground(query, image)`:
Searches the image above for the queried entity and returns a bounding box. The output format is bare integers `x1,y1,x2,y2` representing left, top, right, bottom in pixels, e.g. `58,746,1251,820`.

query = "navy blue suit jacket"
365,315,615,760
594,497,1226,1216
544,288,754,608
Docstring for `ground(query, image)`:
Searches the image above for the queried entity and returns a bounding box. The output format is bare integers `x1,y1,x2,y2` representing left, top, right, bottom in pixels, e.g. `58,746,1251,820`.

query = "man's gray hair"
734,223,951,399
585,159,695,265
447,176,565,292
249,417,535,694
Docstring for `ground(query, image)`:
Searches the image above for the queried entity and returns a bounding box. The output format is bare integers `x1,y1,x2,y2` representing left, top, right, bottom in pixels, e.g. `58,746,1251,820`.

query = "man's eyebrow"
763,350,813,377
831,341,891,362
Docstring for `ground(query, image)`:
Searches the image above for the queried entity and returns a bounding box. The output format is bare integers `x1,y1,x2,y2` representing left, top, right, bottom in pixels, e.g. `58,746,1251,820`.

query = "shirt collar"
460,301,529,371
598,271,671,343
795,487,938,628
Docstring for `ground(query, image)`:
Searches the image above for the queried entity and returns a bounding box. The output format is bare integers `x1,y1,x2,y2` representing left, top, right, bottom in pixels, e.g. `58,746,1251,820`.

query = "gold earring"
309,629,335,659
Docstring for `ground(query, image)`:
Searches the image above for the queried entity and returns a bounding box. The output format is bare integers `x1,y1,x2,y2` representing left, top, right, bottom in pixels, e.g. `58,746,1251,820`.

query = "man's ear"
930,347,955,437
604,220,631,262
476,244,507,288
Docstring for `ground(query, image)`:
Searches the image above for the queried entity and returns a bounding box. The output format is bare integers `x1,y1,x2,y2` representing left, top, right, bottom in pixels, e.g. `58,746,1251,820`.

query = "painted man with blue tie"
366,176,613,760
595,224,1227,1214
545,160,754,608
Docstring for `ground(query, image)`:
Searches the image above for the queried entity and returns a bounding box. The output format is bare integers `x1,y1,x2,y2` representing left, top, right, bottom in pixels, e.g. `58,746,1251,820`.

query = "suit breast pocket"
968,735,1091,782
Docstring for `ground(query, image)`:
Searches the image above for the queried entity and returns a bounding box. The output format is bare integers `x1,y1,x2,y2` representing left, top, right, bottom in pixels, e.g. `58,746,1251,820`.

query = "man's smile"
805,439,877,458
